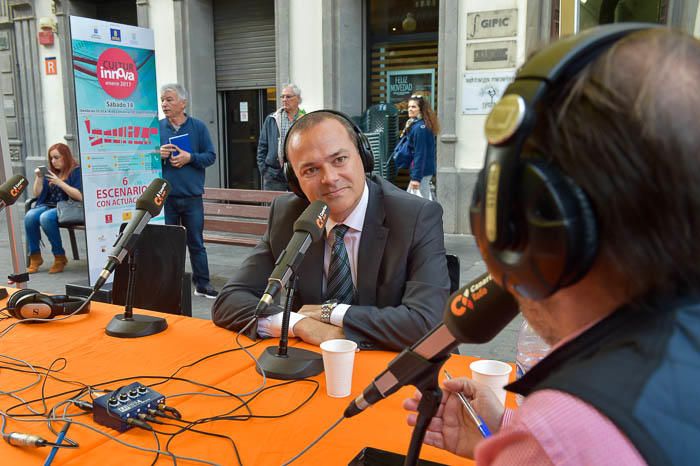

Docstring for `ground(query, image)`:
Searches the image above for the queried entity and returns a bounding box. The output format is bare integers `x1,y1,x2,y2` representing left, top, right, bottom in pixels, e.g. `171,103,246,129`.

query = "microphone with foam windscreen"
255,200,329,314
93,178,170,292
344,272,519,418
0,175,28,212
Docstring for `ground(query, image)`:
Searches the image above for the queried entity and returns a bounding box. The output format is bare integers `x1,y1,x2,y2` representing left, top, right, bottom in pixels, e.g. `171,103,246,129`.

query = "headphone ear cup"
12,292,55,320
7,289,39,319
357,132,374,173
561,175,599,285
517,159,598,296
283,161,307,200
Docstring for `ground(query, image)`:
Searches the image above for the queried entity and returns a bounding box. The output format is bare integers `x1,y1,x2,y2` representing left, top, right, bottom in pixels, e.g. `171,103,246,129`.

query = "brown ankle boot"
27,253,43,273
49,254,68,274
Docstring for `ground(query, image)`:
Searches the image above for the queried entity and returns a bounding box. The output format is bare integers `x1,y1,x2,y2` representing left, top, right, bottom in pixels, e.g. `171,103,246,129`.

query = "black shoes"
194,285,218,299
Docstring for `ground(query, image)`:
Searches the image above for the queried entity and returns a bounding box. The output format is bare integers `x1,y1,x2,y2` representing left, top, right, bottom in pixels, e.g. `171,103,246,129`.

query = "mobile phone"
348,447,448,466
37,165,49,176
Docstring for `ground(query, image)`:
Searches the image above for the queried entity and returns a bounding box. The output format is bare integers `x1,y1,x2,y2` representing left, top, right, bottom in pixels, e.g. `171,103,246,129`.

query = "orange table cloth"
0,293,510,465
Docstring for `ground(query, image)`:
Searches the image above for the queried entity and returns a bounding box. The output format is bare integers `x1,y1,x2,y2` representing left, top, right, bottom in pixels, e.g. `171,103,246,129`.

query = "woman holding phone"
25,142,82,274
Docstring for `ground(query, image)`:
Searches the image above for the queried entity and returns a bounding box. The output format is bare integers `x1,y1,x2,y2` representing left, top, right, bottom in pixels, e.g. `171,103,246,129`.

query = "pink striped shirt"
474,390,646,465
474,320,647,465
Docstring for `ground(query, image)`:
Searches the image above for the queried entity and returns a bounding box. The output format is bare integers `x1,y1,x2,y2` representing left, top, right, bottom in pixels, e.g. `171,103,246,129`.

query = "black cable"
154,421,242,466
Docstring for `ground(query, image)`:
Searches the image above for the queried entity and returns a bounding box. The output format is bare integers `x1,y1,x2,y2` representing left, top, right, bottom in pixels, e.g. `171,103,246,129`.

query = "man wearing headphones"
212,111,450,351
404,26,700,465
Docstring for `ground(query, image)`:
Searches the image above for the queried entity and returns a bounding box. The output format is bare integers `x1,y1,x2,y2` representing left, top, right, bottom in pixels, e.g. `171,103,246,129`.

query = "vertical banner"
69,16,162,286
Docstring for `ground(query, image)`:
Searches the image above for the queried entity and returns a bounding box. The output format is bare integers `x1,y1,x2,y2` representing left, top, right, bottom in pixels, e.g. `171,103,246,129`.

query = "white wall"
36,0,67,151
149,0,178,117
455,0,527,169
289,0,324,111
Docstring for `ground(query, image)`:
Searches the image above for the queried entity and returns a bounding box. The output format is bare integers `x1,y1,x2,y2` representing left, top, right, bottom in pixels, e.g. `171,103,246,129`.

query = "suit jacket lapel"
357,179,388,305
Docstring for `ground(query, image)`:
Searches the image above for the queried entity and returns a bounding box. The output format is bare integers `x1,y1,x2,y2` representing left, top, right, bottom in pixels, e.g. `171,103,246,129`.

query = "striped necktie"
326,224,355,304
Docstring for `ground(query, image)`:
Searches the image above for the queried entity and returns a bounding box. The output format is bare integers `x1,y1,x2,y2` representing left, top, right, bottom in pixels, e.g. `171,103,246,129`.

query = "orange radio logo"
315,205,329,230
154,184,167,206
450,289,474,317
10,180,25,198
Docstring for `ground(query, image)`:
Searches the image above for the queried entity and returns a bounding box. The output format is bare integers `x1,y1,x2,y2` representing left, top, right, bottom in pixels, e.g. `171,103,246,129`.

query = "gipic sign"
96,48,138,99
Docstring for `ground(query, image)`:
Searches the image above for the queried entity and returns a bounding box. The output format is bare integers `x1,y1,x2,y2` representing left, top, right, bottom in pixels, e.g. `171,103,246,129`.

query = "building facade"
2,0,697,233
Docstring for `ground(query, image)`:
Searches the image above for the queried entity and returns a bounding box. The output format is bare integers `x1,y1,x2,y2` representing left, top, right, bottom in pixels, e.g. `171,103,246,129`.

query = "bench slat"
203,187,284,204
203,234,260,247
203,203,270,219
204,218,267,236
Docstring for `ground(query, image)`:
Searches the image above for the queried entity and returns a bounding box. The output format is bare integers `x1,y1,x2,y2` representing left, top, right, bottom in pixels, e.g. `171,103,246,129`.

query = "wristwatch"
320,300,338,324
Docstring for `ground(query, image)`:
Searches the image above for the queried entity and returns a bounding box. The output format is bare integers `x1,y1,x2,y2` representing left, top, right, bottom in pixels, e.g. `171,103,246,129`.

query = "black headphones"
6,288,90,321
282,109,374,199
469,23,658,300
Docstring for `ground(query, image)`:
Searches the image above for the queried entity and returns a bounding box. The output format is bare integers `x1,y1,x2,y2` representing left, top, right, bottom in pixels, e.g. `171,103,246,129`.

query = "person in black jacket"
256,83,305,191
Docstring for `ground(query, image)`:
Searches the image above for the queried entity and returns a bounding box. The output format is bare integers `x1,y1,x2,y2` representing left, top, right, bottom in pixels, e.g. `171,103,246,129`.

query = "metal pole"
0,88,27,288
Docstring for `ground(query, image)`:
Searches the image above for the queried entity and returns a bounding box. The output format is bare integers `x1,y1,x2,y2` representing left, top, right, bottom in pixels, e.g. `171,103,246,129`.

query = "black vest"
507,295,700,466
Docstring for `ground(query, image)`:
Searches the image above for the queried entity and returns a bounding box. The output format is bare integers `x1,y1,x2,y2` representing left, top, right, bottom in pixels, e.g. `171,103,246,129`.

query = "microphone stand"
256,275,324,379
105,249,168,338
403,363,444,466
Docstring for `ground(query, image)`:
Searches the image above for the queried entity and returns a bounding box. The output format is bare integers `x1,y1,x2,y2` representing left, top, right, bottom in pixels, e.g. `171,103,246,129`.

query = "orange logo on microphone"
450,289,474,317
315,205,329,229
154,184,167,206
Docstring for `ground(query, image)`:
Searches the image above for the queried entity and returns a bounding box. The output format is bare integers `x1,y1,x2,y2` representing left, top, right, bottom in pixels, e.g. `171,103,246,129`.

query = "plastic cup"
470,359,513,405
320,339,357,398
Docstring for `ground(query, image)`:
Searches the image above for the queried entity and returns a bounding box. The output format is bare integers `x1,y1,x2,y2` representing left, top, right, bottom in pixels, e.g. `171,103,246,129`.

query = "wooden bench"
202,188,285,247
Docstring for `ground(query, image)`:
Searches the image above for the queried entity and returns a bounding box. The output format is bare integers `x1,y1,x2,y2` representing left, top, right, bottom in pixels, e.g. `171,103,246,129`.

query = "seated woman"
25,143,83,274
393,95,440,200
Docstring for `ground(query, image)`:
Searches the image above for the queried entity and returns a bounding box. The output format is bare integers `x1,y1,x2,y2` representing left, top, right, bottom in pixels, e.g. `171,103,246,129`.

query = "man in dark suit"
212,111,449,351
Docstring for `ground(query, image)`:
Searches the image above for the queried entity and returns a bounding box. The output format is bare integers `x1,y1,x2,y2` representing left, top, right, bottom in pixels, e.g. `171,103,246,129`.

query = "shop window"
367,0,439,116
579,0,668,30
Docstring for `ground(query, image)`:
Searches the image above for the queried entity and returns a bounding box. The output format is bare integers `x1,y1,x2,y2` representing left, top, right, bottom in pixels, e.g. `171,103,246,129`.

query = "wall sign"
467,9,518,40
44,56,57,75
466,40,516,70
462,70,515,115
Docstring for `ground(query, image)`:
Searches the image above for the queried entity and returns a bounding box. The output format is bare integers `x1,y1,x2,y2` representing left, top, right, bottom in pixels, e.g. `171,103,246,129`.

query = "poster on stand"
69,16,162,286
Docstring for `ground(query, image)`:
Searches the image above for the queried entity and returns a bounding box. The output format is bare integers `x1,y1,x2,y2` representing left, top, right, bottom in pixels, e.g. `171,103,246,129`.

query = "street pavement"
1,207,522,362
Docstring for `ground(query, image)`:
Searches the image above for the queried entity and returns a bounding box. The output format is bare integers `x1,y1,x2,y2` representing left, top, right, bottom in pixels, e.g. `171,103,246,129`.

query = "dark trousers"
262,176,288,192
164,196,210,289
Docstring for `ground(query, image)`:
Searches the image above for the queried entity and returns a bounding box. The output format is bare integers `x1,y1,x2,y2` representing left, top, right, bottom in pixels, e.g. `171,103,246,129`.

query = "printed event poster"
70,16,162,286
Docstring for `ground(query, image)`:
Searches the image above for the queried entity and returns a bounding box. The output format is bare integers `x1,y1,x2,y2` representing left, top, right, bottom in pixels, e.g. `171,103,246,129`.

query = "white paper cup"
320,339,357,398
470,359,513,405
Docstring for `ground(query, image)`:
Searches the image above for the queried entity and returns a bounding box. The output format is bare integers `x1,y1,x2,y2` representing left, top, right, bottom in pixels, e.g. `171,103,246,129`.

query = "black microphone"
256,200,329,314
0,174,28,211
344,272,519,418
93,178,170,291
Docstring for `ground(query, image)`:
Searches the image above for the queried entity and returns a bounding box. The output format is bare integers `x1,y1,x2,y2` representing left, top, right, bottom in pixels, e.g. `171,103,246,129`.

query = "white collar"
325,181,369,235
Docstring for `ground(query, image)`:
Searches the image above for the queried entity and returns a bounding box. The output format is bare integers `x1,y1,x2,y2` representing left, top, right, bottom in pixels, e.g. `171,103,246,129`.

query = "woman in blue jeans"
25,143,83,274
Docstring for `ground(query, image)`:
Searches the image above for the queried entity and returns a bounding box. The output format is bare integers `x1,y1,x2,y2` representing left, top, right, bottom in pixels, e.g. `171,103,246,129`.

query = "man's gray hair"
282,83,302,103
160,83,189,102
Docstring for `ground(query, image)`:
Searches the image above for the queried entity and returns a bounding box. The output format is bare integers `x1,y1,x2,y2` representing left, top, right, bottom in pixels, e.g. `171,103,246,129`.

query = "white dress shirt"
258,182,369,337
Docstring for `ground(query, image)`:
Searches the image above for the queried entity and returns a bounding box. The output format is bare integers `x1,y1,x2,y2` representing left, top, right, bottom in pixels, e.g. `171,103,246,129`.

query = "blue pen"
443,370,491,438
43,421,71,466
